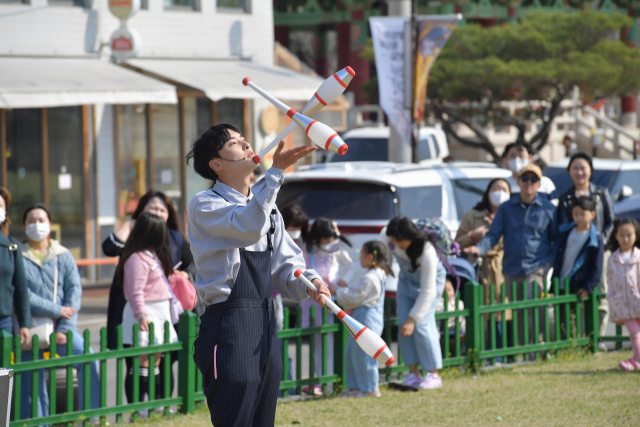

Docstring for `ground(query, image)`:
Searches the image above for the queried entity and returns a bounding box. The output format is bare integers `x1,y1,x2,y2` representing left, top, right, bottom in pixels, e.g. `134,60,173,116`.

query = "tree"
426,11,640,162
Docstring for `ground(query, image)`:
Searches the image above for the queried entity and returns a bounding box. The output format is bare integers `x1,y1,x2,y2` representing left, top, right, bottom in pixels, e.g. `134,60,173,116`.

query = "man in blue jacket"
551,195,604,340
465,164,558,357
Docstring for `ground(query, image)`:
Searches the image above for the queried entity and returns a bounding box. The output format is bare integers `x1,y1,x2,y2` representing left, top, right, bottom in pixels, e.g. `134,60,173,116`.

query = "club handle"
257,121,297,159
294,269,342,314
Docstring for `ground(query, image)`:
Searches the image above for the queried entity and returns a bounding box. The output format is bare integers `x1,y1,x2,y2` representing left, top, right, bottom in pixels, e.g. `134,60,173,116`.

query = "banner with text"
370,15,459,146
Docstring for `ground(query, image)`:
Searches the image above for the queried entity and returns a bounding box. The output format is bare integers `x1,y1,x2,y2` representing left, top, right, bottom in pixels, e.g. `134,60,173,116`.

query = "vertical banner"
370,17,412,145
413,16,460,123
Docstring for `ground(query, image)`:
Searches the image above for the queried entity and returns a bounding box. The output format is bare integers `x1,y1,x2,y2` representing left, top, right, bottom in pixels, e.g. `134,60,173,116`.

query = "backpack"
415,218,462,295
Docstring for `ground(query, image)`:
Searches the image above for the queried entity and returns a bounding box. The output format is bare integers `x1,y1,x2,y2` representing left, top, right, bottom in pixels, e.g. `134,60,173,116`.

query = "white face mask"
0,209,5,224
26,222,50,242
508,158,529,174
287,230,301,240
318,241,339,252
489,191,510,207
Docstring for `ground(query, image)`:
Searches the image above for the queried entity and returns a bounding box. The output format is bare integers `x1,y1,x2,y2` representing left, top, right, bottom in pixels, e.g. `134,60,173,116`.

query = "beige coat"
456,208,510,320
607,247,640,324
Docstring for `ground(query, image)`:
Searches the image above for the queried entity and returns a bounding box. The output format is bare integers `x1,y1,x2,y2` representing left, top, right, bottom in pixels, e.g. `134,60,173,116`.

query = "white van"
277,161,512,292
321,126,450,163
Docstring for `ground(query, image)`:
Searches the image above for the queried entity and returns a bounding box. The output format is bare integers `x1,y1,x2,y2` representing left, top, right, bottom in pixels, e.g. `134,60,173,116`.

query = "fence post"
0,330,11,368
463,282,482,367
178,311,197,414
584,288,599,352
333,321,348,392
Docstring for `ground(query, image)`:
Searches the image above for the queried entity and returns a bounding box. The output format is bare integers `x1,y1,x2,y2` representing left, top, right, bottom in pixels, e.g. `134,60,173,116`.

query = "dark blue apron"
194,192,282,427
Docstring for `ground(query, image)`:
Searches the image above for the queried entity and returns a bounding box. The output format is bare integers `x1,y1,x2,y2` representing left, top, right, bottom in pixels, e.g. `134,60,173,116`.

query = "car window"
329,138,388,163
452,178,495,218
277,181,397,220
396,186,442,219
544,167,618,195
613,170,640,200
418,136,432,160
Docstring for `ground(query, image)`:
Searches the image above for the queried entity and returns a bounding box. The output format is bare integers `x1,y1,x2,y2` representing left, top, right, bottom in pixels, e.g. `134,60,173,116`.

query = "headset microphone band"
218,157,248,162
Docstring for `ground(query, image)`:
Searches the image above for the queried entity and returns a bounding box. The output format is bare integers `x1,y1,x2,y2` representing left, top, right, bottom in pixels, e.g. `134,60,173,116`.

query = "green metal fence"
3,282,631,425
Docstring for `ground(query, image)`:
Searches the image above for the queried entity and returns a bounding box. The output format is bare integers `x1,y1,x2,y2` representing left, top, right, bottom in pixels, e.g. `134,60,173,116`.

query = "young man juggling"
186,124,329,427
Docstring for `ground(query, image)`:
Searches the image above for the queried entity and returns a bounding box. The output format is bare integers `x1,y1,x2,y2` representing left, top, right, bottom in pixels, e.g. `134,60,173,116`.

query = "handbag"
169,274,198,311
15,257,57,350
160,265,184,325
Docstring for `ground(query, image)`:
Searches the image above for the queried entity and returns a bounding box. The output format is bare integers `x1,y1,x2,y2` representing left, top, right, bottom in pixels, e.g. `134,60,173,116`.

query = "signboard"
109,0,140,21
261,106,278,135
110,26,141,60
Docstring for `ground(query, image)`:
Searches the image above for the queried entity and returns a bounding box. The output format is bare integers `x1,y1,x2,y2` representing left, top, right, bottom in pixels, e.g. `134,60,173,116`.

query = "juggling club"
242,78,349,159
253,67,355,163
294,270,396,367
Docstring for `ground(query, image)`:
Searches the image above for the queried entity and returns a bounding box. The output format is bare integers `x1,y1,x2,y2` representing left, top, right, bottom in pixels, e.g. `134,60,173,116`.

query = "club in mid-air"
242,77,349,159
253,67,355,163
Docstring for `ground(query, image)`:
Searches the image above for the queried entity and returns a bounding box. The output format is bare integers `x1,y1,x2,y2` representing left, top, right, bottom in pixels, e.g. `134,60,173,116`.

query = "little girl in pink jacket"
606,218,640,371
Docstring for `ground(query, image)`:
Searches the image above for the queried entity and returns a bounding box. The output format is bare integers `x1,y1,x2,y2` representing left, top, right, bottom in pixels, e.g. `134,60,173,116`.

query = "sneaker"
302,385,323,396
619,358,640,371
357,390,381,398
401,373,423,387
419,372,442,389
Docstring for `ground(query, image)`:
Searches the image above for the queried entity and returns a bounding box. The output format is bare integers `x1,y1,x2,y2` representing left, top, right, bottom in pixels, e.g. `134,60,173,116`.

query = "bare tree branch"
527,88,566,154
432,101,502,162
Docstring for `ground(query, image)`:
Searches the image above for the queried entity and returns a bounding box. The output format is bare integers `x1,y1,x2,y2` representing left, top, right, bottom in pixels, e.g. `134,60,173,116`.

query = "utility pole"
387,0,412,163
410,0,419,163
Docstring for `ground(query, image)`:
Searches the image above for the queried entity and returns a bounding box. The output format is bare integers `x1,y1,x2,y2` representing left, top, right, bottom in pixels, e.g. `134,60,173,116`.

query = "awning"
125,58,325,101
0,57,177,108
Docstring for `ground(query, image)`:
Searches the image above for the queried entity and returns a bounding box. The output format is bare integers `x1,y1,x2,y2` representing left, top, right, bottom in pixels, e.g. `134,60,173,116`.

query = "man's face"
209,130,258,177
518,172,541,197
502,146,531,170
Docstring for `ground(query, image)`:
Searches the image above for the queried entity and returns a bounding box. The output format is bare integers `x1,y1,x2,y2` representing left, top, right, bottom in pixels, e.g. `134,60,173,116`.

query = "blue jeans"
396,264,446,372
21,330,101,421
0,316,13,335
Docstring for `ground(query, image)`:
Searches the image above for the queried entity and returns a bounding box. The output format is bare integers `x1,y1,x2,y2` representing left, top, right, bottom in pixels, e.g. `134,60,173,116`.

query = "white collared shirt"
187,168,320,305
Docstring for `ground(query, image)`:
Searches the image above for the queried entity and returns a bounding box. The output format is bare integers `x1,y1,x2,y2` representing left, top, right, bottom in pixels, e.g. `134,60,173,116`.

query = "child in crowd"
606,218,640,371
117,212,179,405
551,196,604,339
436,277,466,339
332,241,392,398
301,217,355,395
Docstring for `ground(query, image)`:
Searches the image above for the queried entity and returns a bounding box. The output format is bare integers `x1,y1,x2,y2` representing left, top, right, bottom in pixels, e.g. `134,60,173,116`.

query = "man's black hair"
502,142,532,159
186,124,243,183
572,195,597,212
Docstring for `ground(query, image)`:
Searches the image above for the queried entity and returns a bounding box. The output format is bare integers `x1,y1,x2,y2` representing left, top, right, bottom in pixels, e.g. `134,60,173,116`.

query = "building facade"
0,0,323,282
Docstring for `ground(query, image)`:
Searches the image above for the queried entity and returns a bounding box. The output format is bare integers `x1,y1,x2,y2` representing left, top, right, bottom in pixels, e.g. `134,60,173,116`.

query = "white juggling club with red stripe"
294,270,396,367
242,78,349,160
254,67,355,163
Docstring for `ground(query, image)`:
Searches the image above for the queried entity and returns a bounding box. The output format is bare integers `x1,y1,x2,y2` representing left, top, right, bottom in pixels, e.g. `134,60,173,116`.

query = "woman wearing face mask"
301,217,354,395
281,204,309,248
455,178,511,360
557,152,614,342
0,188,31,348
20,203,101,420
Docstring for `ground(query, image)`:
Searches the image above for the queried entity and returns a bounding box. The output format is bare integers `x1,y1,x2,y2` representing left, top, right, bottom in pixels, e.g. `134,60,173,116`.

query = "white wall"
0,0,274,65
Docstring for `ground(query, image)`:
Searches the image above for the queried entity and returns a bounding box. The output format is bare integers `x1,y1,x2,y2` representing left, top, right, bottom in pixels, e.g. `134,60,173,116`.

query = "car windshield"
543,167,618,195
452,178,497,217
329,138,388,163
277,180,397,220
396,186,442,219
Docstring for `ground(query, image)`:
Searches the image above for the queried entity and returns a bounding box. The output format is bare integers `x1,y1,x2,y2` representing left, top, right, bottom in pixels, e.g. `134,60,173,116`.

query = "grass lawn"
142,350,639,427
